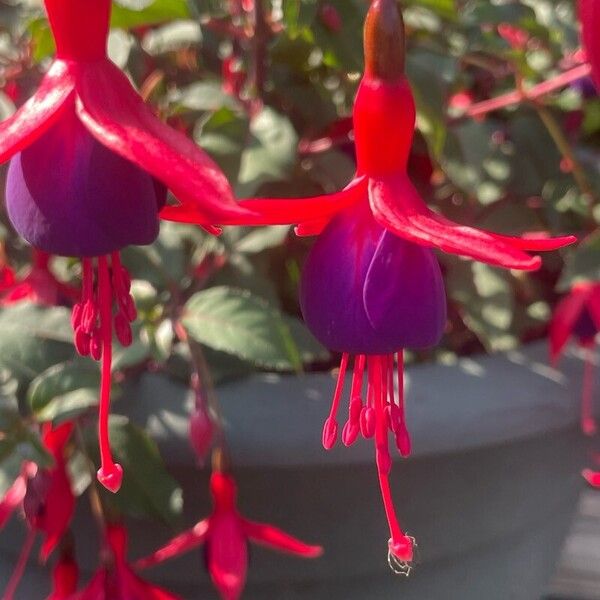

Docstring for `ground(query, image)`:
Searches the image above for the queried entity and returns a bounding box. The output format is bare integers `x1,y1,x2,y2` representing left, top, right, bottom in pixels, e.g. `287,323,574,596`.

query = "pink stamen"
395,352,411,457
342,355,366,445
320,351,416,571
3,528,36,600
322,353,349,449
95,256,123,493
582,349,597,437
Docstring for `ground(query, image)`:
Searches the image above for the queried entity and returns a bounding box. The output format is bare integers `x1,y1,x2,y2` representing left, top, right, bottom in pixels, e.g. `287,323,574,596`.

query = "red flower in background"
551,281,600,489
136,471,322,600
1,423,75,599
550,281,600,436
73,524,181,600
0,250,78,306
0,0,257,493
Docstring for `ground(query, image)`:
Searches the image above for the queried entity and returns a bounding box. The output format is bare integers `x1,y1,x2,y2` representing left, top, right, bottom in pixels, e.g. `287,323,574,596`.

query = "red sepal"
550,284,592,362
0,60,75,164
242,519,323,557
75,61,252,225
134,520,210,570
369,175,575,271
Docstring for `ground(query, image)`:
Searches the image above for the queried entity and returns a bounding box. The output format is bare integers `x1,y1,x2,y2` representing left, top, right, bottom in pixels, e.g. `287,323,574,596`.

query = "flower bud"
189,405,214,463
364,0,405,81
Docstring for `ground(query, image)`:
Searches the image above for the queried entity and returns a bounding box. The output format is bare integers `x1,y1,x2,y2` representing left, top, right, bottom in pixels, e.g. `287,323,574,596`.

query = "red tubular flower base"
71,253,136,492
323,352,415,573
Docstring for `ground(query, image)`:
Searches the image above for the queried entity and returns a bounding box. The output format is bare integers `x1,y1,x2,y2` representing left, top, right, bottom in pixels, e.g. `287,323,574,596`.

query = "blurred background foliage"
0,0,596,519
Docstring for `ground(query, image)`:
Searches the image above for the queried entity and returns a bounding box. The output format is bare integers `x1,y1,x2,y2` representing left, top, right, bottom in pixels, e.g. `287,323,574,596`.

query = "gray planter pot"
0,341,589,599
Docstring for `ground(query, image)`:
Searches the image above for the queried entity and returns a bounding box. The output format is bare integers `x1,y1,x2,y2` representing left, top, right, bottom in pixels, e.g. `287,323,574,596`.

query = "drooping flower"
550,281,600,436
73,524,181,600
0,0,255,493
136,470,322,600
167,0,576,572
1,423,75,599
550,281,600,489
0,250,78,306
300,201,446,572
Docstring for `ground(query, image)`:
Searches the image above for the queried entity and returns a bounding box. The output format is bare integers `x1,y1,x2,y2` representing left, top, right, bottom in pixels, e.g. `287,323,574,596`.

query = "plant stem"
466,63,591,118
535,103,596,224
251,0,268,104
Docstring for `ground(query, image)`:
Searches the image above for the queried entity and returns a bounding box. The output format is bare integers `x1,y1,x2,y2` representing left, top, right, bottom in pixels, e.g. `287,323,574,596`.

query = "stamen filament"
322,353,349,449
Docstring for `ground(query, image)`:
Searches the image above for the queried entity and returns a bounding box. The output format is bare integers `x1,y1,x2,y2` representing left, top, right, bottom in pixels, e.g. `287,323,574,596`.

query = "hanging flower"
1,423,75,599
166,0,576,572
301,201,446,572
550,281,600,489
550,281,600,435
73,524,181,600
0,0,256,493
136,470,322,600
0,250,78,306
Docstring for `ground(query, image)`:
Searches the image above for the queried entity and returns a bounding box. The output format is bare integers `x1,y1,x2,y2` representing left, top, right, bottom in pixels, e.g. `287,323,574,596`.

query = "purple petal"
6,109,162,257
364,227,446,349
300,204,446,354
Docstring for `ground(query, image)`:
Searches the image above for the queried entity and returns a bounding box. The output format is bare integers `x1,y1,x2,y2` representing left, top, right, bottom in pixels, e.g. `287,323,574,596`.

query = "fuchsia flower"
136,471,322,600
0,0,255,493
1,423,75,599
550,281,600,436
165,0,578,571
73,524,180,600
0,250,78,306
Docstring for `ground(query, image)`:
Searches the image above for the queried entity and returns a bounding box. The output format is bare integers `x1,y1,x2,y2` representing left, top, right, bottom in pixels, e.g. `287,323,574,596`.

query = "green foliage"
183,286,326,371
0,0,596,527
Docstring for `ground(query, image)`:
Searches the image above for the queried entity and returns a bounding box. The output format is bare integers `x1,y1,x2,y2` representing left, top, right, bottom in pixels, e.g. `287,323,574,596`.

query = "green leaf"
182,286,323,370
28,360,100,416
407,50,456,157
0,304,74,387
142,20,202,55
237,107,299,197
447,262,517,352
112,0,190,29
92,416,182,524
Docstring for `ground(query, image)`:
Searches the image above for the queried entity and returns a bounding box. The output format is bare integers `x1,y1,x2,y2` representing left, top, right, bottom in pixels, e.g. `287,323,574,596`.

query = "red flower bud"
319,4,342,33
